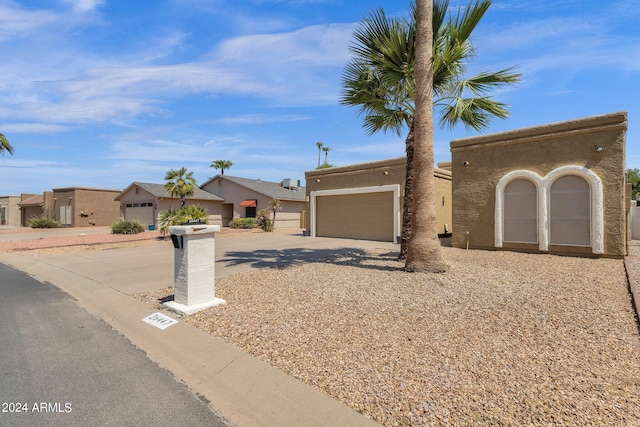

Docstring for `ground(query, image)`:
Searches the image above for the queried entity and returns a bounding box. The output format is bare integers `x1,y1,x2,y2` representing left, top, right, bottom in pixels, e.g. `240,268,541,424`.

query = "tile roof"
18,195,44,206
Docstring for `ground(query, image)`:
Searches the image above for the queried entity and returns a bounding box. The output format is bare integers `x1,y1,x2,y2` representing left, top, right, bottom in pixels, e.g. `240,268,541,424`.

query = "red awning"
239,199,257,207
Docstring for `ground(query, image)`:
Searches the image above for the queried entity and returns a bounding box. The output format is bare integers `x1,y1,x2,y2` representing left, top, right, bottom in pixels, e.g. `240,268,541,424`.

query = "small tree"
210,160,233,175
256,208,273,232
164,167,196,208
322,146,331,163
269,198,282,230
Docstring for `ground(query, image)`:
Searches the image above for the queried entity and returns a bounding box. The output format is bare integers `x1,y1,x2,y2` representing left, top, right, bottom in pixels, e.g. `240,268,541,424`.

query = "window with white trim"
503,178,538,243
550,175,590,246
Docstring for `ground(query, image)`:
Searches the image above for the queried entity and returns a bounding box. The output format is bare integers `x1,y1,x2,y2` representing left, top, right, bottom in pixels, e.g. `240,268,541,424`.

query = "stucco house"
304,157,453,243
17,194,43,225
115,182,224,226
18,187,121,227
0,195,21,226
200,175,306,228
450,111,628,258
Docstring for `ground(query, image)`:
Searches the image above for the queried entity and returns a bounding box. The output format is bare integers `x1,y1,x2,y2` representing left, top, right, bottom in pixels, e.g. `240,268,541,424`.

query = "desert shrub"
229,217,256,229
176,205,209,224
112,218,146,234
29,215,61,228
256,209,273,232
157,205,209,236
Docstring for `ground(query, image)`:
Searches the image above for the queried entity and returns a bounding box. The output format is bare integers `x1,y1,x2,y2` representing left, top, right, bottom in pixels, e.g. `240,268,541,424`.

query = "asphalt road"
0,263,232,427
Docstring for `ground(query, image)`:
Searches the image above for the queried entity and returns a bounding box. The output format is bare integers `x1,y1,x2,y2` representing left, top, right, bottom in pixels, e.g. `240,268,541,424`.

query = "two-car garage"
305,157,453,244
310,185,400,243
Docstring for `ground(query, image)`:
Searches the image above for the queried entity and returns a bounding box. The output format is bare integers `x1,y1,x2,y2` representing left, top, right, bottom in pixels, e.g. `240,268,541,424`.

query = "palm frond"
450,0,492,43
342,0,520,137
438,97,511,131
0,133,14,155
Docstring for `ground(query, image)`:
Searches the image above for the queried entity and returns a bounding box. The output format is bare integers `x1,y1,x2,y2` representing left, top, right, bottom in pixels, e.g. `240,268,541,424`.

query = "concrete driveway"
0,232,383,427
11,232,399,295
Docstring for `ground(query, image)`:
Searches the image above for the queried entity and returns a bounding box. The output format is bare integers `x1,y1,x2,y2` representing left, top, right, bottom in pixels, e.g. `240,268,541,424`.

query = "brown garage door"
316,191,394,241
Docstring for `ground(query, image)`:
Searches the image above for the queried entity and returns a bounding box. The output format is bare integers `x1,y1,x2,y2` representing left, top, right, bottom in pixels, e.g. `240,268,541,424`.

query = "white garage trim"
310,185,401,243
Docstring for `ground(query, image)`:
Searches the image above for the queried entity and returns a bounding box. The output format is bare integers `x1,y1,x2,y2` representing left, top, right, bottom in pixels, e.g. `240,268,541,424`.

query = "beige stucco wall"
51,188,121,227
451,111,627,257
201,178,305,228
0,196,21,226
305,157,453,238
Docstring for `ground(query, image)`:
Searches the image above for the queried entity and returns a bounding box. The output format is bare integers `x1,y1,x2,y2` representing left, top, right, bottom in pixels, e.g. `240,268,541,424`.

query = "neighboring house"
0,195,21,226
18,193,44,226
305,157,453,243
18,188,121,227
450,111,628,258
51,187,121,227
115,182,224,226
200,175,306,228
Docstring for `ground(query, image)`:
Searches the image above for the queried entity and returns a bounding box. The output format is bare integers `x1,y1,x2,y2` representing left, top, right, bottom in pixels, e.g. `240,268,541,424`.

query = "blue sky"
0,0,638,195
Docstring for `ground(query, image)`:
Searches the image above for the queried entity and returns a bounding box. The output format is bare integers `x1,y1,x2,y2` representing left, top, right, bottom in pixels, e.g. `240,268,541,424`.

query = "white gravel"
135,246,640,426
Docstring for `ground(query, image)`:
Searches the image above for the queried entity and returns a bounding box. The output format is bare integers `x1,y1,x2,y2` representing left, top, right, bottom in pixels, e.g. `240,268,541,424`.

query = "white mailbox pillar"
163,224,225,315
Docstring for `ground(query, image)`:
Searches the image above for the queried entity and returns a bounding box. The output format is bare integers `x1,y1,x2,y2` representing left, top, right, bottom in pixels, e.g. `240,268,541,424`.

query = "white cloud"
62,0,105,13
213,114,311,125
0,2,57,40
0,18,356,125
0,123,70,133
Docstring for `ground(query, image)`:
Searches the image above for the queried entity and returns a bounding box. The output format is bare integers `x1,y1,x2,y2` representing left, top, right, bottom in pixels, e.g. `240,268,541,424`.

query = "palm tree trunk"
405,0,447,273
398,123,414,261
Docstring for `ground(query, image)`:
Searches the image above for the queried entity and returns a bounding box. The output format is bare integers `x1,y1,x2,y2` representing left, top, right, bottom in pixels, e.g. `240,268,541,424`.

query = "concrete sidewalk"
0,233,390,427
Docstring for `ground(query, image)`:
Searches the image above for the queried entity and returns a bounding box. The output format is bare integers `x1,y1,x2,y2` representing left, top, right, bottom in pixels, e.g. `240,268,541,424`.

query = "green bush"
157,205,210,236
112,218,146,234
176,205,209,224
29,215,61,228
228,217,256,229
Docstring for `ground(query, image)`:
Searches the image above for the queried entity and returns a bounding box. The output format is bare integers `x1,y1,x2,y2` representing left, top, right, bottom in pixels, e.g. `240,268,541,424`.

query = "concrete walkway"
0,233,390,427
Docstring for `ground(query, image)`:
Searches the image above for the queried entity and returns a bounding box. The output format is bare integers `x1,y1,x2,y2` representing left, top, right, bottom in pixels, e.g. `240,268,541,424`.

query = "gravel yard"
134,246,640,426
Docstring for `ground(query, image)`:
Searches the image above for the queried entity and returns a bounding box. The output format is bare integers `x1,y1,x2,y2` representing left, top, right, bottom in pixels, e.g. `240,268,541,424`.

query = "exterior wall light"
463,161,470,167
595,145,604,152
315,179,321,183
383,171,389,175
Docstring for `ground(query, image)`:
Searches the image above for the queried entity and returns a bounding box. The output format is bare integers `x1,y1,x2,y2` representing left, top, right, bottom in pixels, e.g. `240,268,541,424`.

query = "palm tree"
340,0,521,262
210,159,233,175
322,146,331,164
0,133,14,156
164,167,196,208
405,0,446,272
316,142,324,167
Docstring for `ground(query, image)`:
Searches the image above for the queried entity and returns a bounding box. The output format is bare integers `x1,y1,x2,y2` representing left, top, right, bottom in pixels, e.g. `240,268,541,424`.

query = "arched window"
495,166,603,254
503,178,538,243
549,175,591,246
